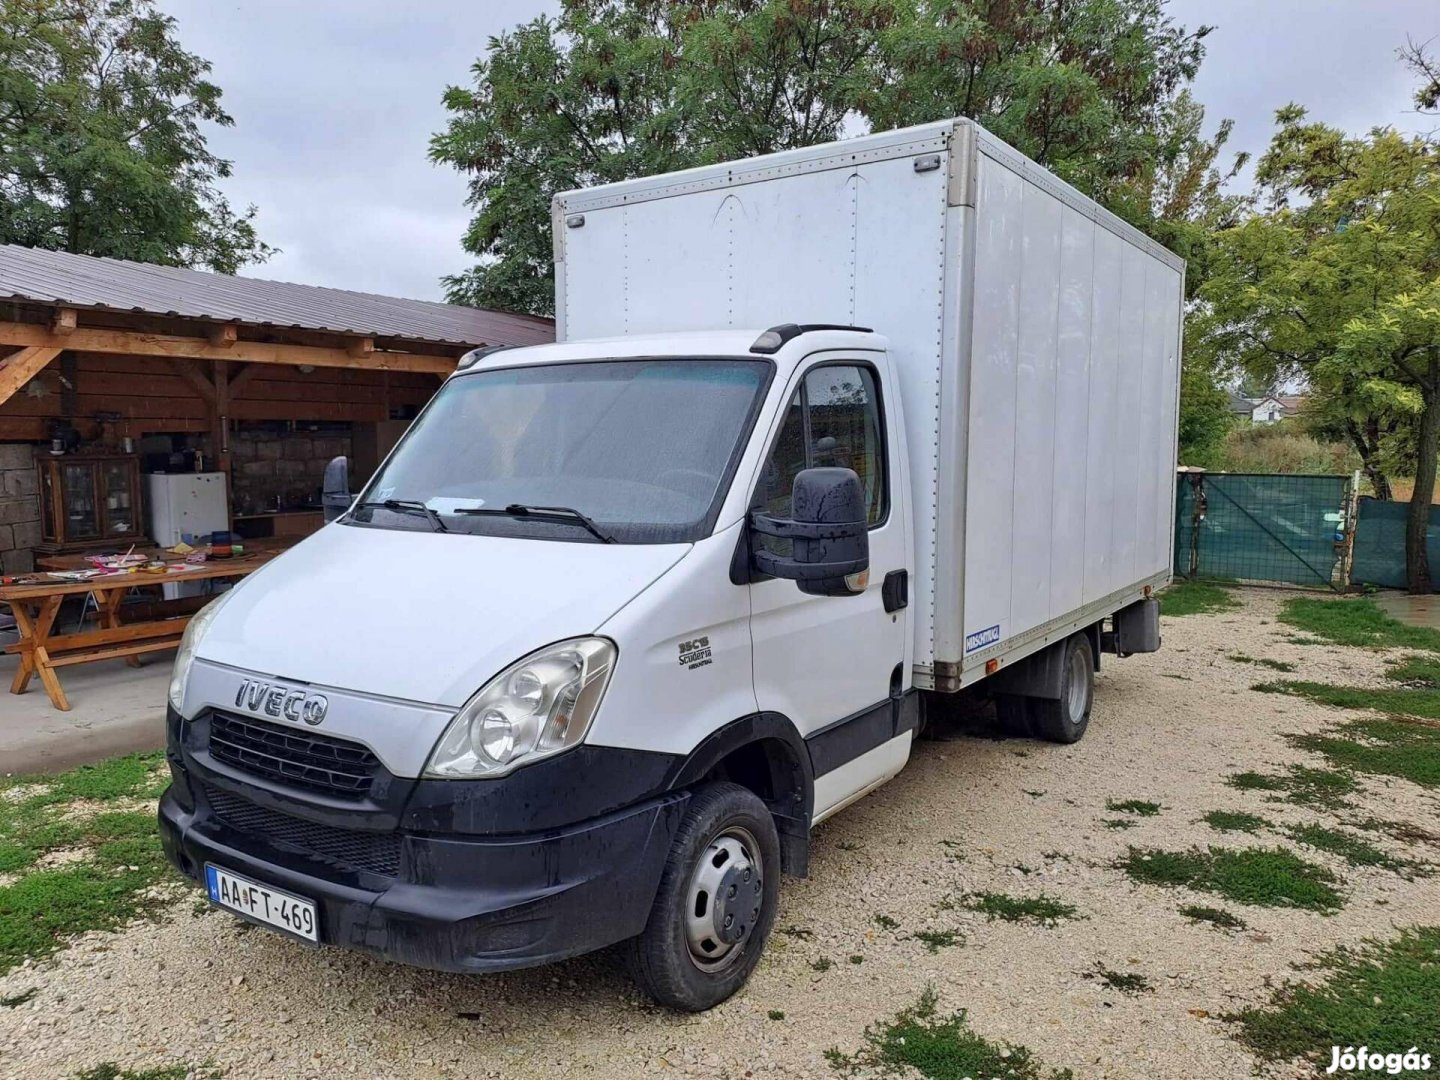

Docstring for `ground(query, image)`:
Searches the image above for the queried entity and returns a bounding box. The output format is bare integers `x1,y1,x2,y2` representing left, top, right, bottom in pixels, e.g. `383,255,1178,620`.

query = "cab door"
746,354,911,817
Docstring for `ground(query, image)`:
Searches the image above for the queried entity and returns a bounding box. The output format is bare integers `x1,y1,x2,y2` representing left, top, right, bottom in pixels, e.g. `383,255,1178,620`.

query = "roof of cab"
451,327,888,376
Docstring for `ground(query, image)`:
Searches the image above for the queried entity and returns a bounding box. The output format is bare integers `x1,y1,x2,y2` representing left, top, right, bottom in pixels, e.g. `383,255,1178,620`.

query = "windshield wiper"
454,502,616,544
354,499,448,532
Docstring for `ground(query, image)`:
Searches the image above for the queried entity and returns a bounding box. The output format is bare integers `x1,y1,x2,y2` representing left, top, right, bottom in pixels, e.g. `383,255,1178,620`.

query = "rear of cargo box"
932,128,1183,689
554,117,1183,691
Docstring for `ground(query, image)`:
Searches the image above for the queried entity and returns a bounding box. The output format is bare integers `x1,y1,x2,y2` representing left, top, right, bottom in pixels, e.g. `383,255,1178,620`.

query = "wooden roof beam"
51,308,77,336
0,346,62,406
0,321,455,375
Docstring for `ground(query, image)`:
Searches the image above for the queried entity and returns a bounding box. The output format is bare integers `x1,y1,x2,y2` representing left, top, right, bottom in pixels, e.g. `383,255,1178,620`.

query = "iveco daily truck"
160,117,1182,1011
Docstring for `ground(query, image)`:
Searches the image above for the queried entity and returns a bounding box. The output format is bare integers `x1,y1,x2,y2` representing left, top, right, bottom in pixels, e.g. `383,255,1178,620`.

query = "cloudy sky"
162,0,1438,305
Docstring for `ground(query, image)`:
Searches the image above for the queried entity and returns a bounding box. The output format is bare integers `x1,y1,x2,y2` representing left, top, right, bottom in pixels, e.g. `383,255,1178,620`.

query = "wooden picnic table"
1,550,280,712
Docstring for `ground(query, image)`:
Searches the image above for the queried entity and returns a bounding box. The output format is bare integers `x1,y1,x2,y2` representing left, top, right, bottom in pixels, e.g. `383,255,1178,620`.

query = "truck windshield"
352,358,771,544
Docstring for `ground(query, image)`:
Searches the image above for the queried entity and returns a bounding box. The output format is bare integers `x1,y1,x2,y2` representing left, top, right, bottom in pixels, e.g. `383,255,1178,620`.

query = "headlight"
424,638,616,779
167,589,234,715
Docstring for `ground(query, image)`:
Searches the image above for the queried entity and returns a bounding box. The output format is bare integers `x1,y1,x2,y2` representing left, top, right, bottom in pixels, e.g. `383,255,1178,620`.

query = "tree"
1197,108,1440,592
432,0,1215,316
0,0,270,272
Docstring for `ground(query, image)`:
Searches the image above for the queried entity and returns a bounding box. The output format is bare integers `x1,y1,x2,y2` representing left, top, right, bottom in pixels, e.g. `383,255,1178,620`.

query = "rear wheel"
1027,633,1094,743
624,782,780,1011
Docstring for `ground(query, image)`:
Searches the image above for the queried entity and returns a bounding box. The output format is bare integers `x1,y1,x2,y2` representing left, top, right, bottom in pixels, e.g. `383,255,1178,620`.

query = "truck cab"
161,326,931,1010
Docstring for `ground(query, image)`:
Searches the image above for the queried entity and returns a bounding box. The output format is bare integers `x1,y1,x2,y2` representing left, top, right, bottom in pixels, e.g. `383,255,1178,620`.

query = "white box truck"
159,117,1182,1011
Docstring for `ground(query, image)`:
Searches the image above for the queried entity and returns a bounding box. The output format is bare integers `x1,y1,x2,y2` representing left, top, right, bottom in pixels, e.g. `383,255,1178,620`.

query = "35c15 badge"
678,636,712,670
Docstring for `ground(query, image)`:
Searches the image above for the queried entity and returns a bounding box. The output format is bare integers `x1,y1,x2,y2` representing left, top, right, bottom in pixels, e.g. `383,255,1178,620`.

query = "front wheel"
624,782,781,1011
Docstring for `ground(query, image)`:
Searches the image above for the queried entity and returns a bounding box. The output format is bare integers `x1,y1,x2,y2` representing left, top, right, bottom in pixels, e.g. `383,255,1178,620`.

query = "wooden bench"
1,552,279,711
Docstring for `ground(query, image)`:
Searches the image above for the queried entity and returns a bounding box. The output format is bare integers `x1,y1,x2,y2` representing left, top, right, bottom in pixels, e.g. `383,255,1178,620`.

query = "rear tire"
1027,633,1094,744
624,782,780,1012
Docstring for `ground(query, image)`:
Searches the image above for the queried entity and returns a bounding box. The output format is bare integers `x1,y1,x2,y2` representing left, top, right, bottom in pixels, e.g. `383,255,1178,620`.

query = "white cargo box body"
555,118,1182,689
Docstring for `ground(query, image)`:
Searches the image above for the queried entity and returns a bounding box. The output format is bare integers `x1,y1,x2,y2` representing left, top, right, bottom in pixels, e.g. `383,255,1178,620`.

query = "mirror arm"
749,512,867,541
752,548,869,581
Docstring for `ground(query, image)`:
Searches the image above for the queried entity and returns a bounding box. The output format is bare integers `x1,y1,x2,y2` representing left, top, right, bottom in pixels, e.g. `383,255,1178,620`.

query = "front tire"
1027,633,1095,743
625,782,780,1011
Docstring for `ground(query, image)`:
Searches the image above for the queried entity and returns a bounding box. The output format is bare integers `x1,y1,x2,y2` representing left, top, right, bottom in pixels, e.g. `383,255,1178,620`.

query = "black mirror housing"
322,455,352,523
750,467,870,596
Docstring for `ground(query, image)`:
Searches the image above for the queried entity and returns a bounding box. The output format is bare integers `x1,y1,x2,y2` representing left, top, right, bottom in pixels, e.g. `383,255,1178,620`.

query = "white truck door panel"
746,355,909,814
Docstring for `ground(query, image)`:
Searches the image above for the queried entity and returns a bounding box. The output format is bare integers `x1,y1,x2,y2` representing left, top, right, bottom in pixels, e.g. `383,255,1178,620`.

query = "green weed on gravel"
1120,847,1343,912
1102,818,1137,830
1180,904,1247,931
1105,799,1161,816
1231,927,1440,1073
1228,654,1297,672
1085,964,1151,995
915,929,963,953
825,987,1074,1079
1284,823,1419,874
1279,597,1440,651
1291,717,1440,789
73,1064,221,1080
0,753,175,974
948,892,1079,924
1387,654,1440,688
1159,581,1240,617
1203,810,1272,834
1226,764,1358,809
1257,680,1440,721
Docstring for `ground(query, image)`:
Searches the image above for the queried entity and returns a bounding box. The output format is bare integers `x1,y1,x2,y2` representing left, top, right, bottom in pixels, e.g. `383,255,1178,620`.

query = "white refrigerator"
144,472,228,598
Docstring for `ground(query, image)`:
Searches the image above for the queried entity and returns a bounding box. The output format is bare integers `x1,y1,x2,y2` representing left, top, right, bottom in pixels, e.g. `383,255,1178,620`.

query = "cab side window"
751,364,886,555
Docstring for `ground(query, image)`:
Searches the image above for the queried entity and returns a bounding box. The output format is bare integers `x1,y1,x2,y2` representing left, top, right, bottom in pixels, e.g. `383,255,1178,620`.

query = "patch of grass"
1283,635,1326,646
872,913,899,931
1085,964,1151,995
1105,799,1161,817
1228,654,1298,672
1225,765,1358,809
848,954,864,965
951,892,1079,924
73,1066,220,1080
1260,679,1440,721
1101,818,1137,830
1158,580,1240,617
1180,904,1247,931
1386,653,1440,688
1291,717,1440,789
1284,823,1415,873
1202,810,1271,834
825,987,1074,1079
1279,596,1440,651
1119,846,1343,912
914,929,962,953
811,956,833,972
0,753,175,974
768,1009,786,1021
779,925,814,940
1231,927,1440,1073
1,987,36,1007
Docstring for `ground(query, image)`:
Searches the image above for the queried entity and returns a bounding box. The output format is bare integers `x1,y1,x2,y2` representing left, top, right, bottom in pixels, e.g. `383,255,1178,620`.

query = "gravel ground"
3,587,1439,1080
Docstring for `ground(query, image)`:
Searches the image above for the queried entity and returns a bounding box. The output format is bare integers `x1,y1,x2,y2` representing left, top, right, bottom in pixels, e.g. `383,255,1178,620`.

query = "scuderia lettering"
678,636,712,670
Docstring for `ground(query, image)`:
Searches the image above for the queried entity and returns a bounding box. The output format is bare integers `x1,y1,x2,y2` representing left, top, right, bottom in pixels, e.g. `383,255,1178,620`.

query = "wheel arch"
665,712,813,877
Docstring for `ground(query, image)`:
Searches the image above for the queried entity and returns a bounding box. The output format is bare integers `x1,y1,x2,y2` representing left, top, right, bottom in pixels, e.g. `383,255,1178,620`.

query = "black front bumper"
160,708,688,973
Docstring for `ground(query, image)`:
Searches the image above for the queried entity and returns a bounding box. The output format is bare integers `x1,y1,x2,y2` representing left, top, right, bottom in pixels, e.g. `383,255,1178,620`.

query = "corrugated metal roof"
0,244,554,348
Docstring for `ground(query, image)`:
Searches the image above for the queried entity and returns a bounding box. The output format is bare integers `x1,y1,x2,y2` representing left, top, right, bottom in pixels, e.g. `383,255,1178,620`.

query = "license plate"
205,864,318,942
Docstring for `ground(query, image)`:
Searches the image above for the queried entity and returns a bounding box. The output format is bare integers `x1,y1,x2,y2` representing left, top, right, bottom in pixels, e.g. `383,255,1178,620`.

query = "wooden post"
213,359,232,528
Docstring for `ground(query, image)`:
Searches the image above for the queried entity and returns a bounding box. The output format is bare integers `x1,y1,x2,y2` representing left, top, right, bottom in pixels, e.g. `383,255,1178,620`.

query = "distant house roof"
0,244,554,349
1227,392,1255,415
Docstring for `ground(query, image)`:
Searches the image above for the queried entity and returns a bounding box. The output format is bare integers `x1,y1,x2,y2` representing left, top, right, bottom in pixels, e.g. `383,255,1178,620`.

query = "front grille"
209,712,379,798
205,785,402,876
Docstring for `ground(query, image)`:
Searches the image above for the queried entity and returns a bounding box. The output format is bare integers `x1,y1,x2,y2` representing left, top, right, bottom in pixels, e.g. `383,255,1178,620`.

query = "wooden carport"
0,246,551,555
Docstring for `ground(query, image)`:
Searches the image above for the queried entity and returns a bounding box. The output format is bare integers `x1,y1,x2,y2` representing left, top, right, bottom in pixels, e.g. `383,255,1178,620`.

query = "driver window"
750,364,886,556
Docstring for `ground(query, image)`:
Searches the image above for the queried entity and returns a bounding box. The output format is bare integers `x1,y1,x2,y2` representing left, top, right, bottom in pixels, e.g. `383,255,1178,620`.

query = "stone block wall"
0,442,43,574
228,428,353,515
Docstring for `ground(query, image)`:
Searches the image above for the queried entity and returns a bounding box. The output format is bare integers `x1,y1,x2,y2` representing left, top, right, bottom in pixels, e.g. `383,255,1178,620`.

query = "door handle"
882,570,908,613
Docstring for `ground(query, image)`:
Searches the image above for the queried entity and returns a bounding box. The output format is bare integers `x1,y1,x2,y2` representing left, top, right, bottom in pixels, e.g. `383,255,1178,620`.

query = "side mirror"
322,456,352,523
750,467,869,596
